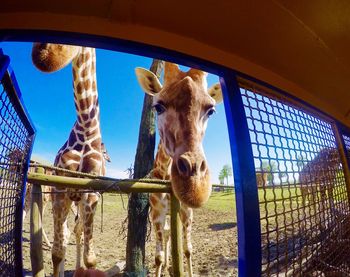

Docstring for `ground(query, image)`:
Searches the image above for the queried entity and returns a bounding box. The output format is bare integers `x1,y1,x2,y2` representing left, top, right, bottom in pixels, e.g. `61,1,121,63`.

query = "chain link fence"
0,52,35,277
239,79,350,276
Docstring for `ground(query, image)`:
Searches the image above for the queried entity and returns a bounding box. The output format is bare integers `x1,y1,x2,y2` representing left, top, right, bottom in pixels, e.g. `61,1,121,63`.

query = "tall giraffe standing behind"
299,147,340,228
135,63,223,276
32,43,104,277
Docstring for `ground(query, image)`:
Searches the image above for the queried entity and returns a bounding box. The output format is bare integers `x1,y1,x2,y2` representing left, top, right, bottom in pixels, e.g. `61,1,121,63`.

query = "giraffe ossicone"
135,62,223,276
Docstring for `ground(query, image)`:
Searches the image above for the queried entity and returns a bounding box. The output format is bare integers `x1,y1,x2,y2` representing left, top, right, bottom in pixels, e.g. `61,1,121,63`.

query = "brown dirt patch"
22,193,237,276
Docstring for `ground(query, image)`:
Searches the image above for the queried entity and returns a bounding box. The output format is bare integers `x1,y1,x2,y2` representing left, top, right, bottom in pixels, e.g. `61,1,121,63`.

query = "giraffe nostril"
200,160,207,173
177,156,192,177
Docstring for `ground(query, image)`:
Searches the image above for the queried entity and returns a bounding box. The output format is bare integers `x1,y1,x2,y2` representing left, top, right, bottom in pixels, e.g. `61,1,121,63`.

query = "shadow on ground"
209,222,236,231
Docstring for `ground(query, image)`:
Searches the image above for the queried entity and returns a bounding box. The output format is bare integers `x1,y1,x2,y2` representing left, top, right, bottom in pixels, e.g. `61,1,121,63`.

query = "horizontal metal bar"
212,184,235,189
27,173,171,193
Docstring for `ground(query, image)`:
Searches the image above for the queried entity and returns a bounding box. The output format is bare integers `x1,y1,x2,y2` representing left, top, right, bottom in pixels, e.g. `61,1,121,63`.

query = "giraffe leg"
82,192,99,268
22,210,27,223
71,201,78,217
163,215,171,269
154,219,165,277
300,187,307,231
180,205,193,277
74,202,83,269
23,183,32,222
51,192,72,277
42,202,52,248
42,227,51,248
328,183,335,211
313,185,320,227
150,193,168,277
319,188,327,229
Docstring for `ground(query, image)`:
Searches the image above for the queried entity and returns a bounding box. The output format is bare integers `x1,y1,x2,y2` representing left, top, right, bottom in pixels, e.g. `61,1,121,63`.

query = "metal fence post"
170,193,184,276
220,70,261,276
332,123,350,204
30,167,44,277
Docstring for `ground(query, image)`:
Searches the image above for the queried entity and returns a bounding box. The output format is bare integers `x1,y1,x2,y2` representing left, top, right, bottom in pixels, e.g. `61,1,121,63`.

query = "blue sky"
0,42,234,184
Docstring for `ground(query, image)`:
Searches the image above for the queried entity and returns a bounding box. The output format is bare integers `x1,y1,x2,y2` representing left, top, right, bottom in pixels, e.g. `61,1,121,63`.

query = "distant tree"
296,154,307,171
261,161,277,184
219,164,233,186
124,164,134,179
218,171,225,185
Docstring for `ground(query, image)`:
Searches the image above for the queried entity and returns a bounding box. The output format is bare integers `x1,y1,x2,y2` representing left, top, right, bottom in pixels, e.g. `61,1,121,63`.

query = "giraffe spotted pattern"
136,63,223,276
32,43,107,277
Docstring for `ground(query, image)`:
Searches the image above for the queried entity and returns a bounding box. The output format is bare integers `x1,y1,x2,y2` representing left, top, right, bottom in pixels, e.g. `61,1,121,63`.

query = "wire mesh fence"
0,58,35,276
239,80,350,276
342,134,350,160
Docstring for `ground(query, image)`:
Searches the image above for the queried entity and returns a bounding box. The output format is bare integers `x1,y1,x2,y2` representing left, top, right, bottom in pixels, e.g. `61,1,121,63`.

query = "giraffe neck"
54,47,103,172
72,47,101,139
152,141,172,180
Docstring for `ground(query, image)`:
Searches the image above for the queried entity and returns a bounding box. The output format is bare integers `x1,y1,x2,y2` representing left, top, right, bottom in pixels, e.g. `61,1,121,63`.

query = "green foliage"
261,161,276,183
260,161,287,184
218,164,233,186
218,172,225,185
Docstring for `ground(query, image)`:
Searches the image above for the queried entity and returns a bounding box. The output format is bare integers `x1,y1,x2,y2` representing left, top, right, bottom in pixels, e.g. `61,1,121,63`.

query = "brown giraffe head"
31,43,81,72
136,62,223,208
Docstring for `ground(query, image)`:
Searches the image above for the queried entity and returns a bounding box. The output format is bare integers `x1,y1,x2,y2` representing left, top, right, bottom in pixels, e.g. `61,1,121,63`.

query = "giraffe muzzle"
171,152,211,208
176,153,207,178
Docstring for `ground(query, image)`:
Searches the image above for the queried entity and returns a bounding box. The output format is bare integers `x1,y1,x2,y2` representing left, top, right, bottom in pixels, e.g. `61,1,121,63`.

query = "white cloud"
106,166,129,179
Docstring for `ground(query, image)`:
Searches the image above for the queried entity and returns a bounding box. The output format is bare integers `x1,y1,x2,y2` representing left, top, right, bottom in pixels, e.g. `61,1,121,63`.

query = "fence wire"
240,81,350,276
342,134,350,160
0,68,35,276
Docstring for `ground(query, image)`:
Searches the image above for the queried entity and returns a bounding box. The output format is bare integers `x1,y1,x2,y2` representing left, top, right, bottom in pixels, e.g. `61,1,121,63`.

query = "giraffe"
32,43,104,277
135,62,223,276
299,147,341,229
72,141,111,266
256,171,268,188
23,143,111,248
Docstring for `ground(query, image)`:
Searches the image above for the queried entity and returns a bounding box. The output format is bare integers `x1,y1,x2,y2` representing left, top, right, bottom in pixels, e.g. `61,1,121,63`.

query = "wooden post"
125,59,163,276
30,167,44,277
170,193,184,277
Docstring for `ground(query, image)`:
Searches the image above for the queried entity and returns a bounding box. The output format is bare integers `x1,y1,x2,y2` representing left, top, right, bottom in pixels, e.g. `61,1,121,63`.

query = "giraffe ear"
135,67,163,96
208,83,223,104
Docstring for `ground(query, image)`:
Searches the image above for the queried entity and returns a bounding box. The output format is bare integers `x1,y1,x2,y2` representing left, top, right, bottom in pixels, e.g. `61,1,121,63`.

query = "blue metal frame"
220,71,261,276
0,49,36,276
0,29,224,76
0,49,10,79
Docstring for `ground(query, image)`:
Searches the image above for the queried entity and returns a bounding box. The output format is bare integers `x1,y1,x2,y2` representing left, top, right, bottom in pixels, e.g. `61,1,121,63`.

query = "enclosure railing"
0,50,35,277
26,168,187,277
233,75,350,276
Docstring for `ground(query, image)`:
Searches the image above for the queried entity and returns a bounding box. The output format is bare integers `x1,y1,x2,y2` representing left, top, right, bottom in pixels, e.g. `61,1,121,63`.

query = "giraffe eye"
153,103,166,115
206,107,216,118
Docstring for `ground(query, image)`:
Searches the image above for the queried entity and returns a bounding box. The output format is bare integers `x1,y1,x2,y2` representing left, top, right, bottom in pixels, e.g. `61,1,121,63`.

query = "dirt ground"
22,193,238,276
